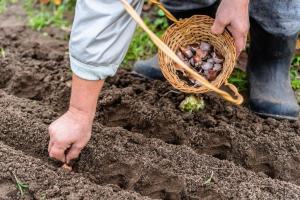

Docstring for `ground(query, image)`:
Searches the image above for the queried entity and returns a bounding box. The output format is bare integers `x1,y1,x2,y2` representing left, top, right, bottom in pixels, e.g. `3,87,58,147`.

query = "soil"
0,4,300,200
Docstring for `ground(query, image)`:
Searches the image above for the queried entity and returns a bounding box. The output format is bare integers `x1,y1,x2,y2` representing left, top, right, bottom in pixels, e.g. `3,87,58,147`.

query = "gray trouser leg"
162,0,300,36
161,0,217,11
250,0,300,36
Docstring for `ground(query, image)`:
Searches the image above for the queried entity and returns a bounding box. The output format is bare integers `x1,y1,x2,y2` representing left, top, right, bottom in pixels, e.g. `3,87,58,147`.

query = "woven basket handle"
147,0,179,23
119,0,244,105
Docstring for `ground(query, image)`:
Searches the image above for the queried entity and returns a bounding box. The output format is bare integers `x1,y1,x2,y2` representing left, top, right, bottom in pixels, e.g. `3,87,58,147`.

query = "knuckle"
49,151,58,158
237,23,249,34
50,149,62,159
217,18,227,26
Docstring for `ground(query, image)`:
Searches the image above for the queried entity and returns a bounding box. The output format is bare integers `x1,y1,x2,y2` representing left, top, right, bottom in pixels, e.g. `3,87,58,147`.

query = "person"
48,0,300,163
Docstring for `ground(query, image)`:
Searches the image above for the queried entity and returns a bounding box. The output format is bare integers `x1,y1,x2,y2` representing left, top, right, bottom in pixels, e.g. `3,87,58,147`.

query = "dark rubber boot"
247,19,299,120
133,55,164,80
133,2,219,80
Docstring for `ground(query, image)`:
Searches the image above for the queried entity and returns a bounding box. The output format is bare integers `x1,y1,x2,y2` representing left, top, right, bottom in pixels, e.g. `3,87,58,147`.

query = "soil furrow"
0,142,152,200
0,92,299,199
97,76,300,185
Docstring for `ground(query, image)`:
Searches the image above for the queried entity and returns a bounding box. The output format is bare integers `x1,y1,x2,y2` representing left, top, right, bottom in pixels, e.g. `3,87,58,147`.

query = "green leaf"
157,9,165,17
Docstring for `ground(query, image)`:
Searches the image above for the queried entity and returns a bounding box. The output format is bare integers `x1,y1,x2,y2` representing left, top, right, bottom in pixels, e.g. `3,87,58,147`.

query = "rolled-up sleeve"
69,0,144,80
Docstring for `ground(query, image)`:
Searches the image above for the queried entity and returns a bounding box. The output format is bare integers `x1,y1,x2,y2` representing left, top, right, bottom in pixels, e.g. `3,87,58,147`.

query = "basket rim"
158,15,237,94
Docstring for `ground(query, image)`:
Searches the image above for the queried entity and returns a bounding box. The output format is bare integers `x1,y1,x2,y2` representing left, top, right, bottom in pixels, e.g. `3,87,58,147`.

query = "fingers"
48,140,54,154
235,34,247,56
211,17,228,35
227,25,248,56
66,145,82,164
48,125,68,163
49,144,66,162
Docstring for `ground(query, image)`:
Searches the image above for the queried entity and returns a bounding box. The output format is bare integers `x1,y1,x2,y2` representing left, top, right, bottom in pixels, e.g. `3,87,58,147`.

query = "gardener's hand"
211,0,250,55
48,75,104,163
48,107,93,163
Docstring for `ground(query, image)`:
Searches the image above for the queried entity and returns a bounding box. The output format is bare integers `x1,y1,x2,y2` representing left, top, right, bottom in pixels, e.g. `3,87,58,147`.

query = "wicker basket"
119,0,244,105
159,15,236,93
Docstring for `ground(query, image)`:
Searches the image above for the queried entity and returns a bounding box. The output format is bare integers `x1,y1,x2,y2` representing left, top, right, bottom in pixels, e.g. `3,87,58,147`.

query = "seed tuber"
175,41,224,85
62,164,72,171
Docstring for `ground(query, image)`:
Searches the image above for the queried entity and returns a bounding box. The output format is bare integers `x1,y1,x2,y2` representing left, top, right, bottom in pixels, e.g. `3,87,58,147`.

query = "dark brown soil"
0,4,299,200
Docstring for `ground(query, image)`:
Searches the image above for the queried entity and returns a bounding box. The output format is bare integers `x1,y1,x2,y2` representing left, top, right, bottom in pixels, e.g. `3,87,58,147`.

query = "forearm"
69,74,104,120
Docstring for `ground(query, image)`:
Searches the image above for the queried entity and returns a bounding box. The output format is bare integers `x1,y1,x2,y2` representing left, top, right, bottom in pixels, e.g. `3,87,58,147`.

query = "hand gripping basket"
120,0,244,105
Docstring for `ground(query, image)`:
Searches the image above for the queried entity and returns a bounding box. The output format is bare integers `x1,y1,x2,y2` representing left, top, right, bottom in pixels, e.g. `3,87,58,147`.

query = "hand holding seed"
48,108,92,164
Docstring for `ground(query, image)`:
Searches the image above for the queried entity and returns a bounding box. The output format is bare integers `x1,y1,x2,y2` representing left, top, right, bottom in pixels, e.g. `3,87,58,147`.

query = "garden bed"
0,4,299,200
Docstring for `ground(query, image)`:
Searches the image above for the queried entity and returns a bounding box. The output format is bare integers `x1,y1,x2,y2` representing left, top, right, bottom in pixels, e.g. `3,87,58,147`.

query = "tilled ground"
0,4,300,200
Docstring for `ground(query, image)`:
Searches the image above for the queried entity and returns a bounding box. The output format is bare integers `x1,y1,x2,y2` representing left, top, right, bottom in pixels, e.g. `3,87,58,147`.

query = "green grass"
291,55,300,90
228,68,248,92
228,54,300,92
203,171,214,185
0,0,7,13
0,0,17,13
0,47,6,58
24,0,71,31
13,172,29,197
122,8,169,69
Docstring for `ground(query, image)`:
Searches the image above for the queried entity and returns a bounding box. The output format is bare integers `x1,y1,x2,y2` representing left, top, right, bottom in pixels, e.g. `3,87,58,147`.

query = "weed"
0,0,17,13
24,0,69,31
228,68,248,92
290,67,300,90
0,0,7,13
292,55,300,68
0,47,6,58
12,172,29,197
203,171,214,185
290,55,300,90
122,8,168,68
40,193,47,200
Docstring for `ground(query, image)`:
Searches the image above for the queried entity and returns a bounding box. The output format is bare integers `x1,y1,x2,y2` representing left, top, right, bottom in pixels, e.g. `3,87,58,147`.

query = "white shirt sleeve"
69,0,144,80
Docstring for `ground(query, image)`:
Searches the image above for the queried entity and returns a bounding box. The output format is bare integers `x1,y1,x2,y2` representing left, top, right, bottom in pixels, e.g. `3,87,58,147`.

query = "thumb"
211,18,227,35
66,145,82,164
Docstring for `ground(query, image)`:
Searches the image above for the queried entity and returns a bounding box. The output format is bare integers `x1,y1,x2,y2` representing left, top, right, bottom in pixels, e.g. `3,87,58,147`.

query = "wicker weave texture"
158,15,237,93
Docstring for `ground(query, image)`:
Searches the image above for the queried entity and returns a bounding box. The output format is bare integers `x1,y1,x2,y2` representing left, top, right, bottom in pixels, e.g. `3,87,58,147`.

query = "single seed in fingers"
62,164,72,171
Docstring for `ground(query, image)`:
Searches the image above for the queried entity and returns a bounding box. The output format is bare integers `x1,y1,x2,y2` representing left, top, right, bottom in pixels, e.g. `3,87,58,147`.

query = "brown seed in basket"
195,48,207,59
200,42,212,51
193,55,202,67
176,41,224,84
213,63,222,71
180,46,194,59
176,51,186,61
201,62,213,70
207,69,218,81
211,51,224,63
